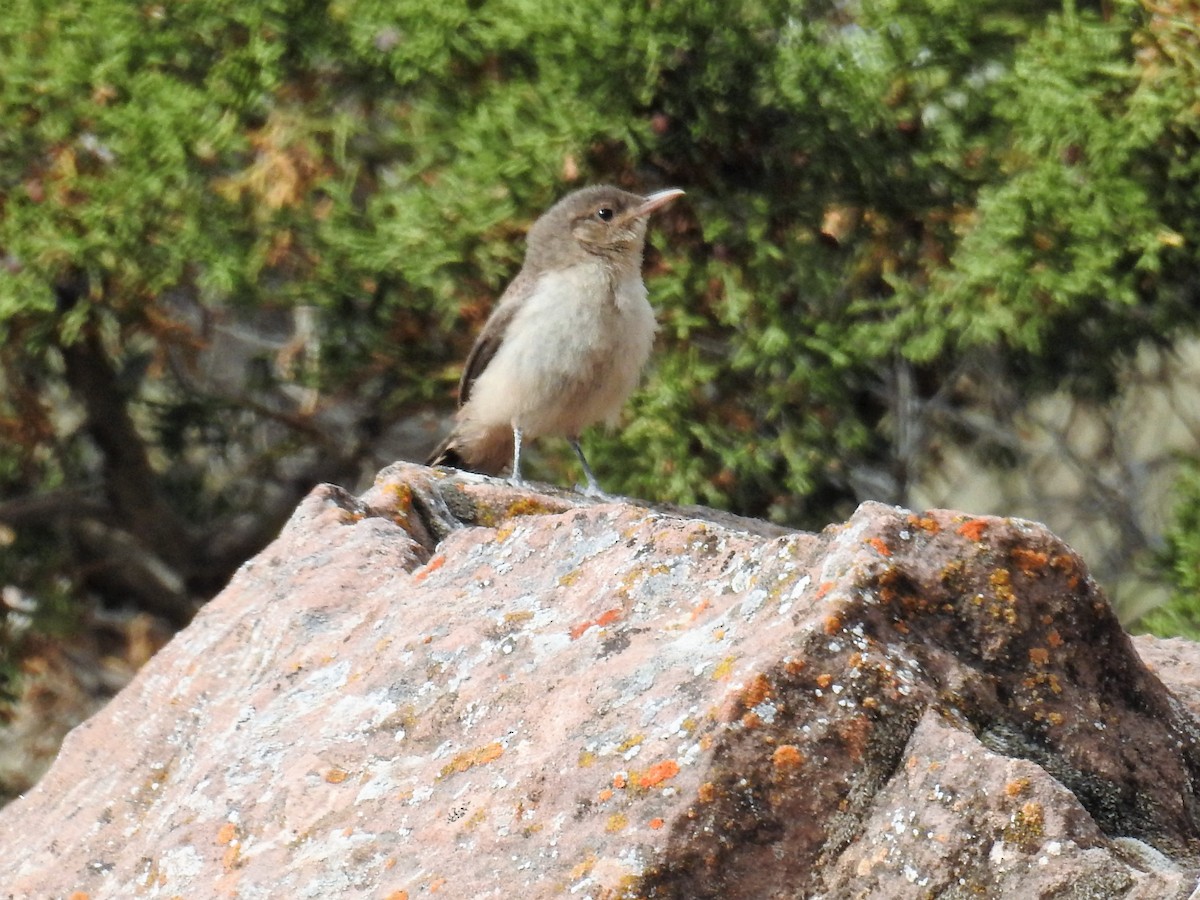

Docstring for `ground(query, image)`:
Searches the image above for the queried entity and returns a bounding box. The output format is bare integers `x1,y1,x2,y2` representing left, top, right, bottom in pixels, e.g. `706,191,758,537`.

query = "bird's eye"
596,207,614,222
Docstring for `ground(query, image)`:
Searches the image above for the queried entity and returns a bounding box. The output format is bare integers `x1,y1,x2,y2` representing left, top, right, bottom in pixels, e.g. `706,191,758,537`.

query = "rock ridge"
0,462,1197,898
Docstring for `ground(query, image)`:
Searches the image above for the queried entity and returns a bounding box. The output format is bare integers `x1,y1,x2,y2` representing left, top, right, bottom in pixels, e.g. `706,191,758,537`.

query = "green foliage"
1137,460,1200,640
1,0,1199,649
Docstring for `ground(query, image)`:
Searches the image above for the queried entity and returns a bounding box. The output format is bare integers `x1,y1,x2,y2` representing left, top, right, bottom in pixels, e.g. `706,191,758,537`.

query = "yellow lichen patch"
1004,777,1031,797
464,808,487,830
578,749,597,768
324,768,349,784
823,614,841,635
505,497,556,518
617,734,644,754
908,515,941,534
989,569,1015,602
558,569,583,588
494,522,517,543
437,742,504,780
570,856,598,881
1005,800,1046,850
605,813,629,833
711,656,737,681
502,610,534,630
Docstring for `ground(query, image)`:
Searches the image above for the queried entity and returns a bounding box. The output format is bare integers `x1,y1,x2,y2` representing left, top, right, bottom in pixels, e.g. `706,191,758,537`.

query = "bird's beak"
630,188,685,220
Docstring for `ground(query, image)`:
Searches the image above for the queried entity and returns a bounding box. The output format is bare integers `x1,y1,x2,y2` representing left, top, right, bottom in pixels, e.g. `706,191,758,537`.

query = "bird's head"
526,185,684,270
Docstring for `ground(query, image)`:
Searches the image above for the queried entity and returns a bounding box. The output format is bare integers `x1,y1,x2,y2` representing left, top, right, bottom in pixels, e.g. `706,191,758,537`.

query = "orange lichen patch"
689,598,713,622
596,608,623,627
606,813,629,833
429,877,447,892
216,822,238,845
772,745,805,770
412,555,446,583
957,518,989,542
68,893,90,900
867,537,892,557
569,607,624,640
612,773,628,790
815,582,834,600
698,781,716,803
649,817,665,830
383,892,409,900
325,768,349,784
848,652,864,668
893,620,910,634
823,615,841,635
222,841,241,871
437,742,504,780
816,673,834,690
835,715,872,762
712,656,737,681
569,620,593,640
862,696,880,710
598,788,614,802
784,658,806,676
1046,629,1064,649
741,711,762,729
1005,777,1031,797
636,759,680,788
1011,547,1049,576
384,858,397,870
1028,647,1050,666
743,673,773,707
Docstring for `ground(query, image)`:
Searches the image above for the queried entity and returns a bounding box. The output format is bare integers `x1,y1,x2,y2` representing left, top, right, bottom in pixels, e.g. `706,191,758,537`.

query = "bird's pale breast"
464,261,657,438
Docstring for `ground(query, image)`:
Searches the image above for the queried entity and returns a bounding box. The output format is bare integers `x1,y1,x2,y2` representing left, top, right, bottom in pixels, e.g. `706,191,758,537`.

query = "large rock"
2,462,1199,898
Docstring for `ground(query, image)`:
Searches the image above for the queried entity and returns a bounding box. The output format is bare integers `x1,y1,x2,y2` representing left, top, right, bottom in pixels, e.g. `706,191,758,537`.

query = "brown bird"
427,184,684,495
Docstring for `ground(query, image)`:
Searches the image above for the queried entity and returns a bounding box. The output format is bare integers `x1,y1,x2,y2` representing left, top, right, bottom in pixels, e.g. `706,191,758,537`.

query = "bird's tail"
426,424,513,476
426,436,467,470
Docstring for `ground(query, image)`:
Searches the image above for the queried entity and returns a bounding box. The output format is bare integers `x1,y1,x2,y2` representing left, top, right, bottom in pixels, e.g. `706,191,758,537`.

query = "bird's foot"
575,480,612,500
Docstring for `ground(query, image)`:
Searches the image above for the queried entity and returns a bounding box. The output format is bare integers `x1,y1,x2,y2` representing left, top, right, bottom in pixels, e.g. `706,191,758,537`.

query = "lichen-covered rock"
1,462,1198,898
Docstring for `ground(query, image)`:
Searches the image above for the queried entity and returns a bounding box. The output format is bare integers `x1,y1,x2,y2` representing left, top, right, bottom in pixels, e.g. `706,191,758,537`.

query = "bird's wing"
457,270,535,406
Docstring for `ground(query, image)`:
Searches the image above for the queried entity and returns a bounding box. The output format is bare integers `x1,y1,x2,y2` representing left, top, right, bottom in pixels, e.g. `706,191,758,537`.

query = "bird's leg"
509,425,525,486
570,439,609,499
